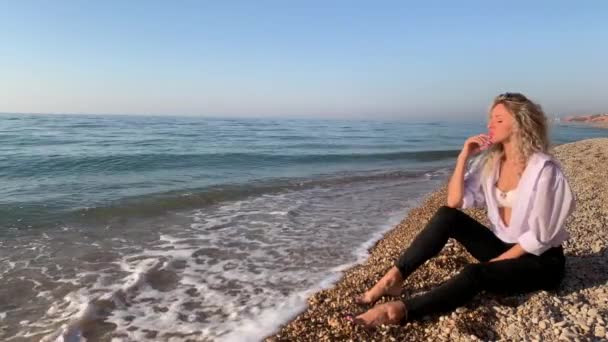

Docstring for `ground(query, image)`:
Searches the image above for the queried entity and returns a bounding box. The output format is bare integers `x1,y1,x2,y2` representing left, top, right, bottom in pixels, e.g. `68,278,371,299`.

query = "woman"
348,92,575,327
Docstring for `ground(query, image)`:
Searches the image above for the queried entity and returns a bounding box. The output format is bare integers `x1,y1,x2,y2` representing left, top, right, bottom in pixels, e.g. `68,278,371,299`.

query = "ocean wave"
1,167,450,230
73,168,447,221
1,149,460,178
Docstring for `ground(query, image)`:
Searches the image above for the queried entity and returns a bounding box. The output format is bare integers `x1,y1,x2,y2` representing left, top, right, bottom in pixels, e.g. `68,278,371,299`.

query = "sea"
1,113,606,341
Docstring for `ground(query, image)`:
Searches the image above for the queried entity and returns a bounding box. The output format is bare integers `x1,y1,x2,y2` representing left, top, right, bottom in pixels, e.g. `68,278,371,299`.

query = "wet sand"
266,138,608,341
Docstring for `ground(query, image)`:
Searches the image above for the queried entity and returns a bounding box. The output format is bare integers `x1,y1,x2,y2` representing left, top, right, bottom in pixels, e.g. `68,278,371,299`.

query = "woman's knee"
435,205,462,220
459,263,484,286
426,206,462,231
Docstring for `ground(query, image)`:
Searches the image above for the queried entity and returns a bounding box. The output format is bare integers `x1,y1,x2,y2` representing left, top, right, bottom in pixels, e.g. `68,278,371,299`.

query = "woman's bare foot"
355,266,404,305
352,301,407,328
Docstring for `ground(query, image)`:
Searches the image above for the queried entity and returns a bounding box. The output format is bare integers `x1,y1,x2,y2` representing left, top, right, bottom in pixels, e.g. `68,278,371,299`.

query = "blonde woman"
347,92,575,327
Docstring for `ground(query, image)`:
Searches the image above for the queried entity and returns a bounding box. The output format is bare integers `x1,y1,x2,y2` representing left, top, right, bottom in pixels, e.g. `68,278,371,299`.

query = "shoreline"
266,138,608,341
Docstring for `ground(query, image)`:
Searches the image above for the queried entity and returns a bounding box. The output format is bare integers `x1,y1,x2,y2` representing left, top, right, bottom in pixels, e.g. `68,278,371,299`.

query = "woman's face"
488,103,516,144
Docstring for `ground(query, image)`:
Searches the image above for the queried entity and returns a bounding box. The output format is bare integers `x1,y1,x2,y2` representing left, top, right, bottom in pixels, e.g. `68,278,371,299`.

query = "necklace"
499,190,507,199
497,161,523,198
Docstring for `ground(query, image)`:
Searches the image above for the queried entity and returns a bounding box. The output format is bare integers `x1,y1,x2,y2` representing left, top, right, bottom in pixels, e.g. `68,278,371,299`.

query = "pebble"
559,334,575,342
505,326,518,338
595,326,606,338
486,330,495,339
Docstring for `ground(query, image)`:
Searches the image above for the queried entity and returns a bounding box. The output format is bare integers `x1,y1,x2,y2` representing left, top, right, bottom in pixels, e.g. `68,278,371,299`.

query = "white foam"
218,291,309,342
354,204,417,262
16,171,443,342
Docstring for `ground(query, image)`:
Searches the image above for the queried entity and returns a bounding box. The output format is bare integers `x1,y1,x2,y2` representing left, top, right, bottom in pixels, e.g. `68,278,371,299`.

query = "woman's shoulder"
529,152,575,205
529,152,568,182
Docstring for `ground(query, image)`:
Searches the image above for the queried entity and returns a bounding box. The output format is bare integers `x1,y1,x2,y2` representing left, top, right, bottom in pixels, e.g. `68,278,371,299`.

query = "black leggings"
396,206,565,320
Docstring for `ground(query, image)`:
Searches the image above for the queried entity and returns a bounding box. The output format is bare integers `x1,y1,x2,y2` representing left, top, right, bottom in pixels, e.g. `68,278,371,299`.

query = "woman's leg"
354,246,565,326
395,206,510,279
357,206,509,304
403,246,565,320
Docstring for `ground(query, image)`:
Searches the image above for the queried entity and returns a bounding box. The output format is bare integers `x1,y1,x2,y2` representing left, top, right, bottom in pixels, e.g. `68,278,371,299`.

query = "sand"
266,138,608,341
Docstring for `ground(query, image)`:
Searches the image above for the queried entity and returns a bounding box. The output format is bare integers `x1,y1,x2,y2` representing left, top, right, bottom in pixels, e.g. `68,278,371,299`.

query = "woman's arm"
447,134,491,208
489,244,527,262
446,153,469,208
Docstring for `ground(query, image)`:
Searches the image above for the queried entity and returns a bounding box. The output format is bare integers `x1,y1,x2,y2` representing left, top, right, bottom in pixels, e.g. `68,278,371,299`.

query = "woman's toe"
354,292,376,305
353,295,366,305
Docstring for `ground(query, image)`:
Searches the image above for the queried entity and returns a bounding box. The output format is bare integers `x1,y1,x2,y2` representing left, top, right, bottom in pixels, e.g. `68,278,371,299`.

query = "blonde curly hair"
481,92,550,176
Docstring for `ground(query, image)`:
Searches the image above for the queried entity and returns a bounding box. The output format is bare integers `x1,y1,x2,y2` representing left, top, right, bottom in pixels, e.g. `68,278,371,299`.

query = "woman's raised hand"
461,134,491,158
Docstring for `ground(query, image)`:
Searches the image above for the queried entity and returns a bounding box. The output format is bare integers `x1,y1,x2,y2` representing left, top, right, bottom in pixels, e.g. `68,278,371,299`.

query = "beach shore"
266,138,608,341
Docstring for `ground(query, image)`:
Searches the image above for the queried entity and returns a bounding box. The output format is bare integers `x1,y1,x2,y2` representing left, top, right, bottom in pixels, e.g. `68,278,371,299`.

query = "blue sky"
1,1,607,120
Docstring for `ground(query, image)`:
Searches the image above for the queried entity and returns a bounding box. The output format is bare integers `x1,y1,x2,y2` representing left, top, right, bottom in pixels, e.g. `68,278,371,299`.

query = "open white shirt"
461,152,575,256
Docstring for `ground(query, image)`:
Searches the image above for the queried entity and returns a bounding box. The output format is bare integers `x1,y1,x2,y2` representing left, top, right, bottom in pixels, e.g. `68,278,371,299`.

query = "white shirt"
461,152,575,256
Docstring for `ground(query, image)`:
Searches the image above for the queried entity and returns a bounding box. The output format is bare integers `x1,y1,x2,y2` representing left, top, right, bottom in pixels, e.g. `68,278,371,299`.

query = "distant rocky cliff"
562,113,608,124
561,114,608,128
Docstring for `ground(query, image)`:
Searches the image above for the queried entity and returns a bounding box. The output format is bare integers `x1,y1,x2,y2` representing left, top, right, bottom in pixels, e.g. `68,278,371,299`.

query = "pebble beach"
267,138,608,342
